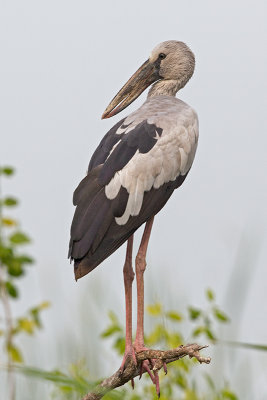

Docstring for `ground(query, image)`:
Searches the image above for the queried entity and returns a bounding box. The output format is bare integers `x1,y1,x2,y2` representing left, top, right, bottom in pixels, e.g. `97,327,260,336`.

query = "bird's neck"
147,79,182,98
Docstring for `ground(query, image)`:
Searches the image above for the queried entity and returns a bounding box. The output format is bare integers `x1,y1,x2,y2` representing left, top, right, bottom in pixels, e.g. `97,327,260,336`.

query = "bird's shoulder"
127,96,198,128
88,113,164,184
88,96,198,175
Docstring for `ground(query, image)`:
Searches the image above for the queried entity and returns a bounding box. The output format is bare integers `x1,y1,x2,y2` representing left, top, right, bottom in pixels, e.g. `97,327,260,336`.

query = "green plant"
5,289,237,400
100,289,237,400
0,166,49,400
9,285,267,399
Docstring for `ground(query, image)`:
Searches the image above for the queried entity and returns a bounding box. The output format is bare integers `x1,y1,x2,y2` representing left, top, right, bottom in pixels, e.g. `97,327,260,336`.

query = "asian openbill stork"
69,41,198,394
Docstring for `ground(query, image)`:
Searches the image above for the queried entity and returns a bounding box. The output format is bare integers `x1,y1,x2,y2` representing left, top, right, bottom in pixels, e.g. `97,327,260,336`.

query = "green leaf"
192,326,216,340
0,245,13,260
205,328,217,341
5,281,19,298
221,389,238,400
165,311,183,321
166,331,183,348
7,261,24,277
7,344,23,363
178,358,190,372
0,166,15,176
29,303,50,328
220,340,267,351
176,372,187,389
146,323,167,345
113,336,125,355
56,385,73,393
38,301,50,310
188,307,201,320
1,218,17,226
3,197,18,207
108,310,119,324
184,389,199,400
206,288,215,302
17,318,35,334
16,255,34,265
101,325,122,338
192,326,206,337
9,231,30,245
213,308,229,322
30,308,41,327
127,395,141,400
13,365,93,394
146,302,162,316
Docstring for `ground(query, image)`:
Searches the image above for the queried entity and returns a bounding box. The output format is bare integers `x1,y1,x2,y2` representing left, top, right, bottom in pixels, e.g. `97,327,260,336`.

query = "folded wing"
69,111,198,279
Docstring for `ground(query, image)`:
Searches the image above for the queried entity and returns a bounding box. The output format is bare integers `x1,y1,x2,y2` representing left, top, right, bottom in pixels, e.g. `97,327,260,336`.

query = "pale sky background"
0,0,267,399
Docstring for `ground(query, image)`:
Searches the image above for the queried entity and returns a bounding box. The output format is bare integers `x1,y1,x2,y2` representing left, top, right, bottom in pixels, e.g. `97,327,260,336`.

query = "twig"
82,343,211,400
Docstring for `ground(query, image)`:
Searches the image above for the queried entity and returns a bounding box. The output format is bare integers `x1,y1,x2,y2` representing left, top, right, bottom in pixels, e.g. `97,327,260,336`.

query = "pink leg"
120,235,136,372
134,217,161,396
134,217,154,350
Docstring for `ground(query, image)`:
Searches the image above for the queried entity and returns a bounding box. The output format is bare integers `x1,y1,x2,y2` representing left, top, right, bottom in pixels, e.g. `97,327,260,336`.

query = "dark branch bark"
82,343,211,400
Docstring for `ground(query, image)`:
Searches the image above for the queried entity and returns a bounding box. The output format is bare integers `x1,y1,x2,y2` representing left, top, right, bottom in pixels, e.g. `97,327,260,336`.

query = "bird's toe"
119,345,137,373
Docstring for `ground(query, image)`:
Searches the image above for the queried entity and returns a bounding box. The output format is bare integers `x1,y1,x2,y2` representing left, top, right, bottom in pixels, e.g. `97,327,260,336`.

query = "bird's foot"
134,344,163,398
119,344,137,373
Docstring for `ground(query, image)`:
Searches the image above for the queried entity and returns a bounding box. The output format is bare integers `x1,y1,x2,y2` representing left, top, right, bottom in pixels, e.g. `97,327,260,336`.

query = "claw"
134,345,162,396
131,378,135,389
154,370,160,397
120,346,137,373
139,360,155,383
139,366,143,380
163,362,168,375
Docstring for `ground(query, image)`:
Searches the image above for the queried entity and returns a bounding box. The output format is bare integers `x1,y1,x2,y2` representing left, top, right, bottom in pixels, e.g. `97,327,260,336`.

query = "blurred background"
0,0,267,399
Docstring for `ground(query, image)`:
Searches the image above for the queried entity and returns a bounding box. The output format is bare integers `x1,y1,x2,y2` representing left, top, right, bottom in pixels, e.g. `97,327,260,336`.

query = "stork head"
102,40,195,119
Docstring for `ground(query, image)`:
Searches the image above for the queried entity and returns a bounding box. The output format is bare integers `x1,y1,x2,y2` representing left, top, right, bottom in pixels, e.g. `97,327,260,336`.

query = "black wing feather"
71,189,112,259
73,165,102,206
73,172,188,280
88,118,126,172
69,117,186,280
98,122,162,186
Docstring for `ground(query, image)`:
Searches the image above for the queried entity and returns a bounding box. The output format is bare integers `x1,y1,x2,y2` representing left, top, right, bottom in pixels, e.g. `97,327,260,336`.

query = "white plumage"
105,97,199,225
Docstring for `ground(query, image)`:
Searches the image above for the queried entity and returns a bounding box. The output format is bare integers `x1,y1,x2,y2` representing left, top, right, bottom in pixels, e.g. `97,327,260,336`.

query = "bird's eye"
159,53,166,60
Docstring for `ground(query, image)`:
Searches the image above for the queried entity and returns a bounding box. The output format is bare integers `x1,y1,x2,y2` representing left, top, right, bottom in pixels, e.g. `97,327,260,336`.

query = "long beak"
102,60,160,119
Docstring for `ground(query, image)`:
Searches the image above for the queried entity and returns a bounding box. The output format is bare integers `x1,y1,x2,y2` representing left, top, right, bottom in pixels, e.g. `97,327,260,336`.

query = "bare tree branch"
82,343,211,400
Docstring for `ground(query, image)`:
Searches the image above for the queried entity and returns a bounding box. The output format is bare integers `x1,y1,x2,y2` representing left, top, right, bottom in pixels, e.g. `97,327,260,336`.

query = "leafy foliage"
97,294,236,400
10,292,238,400
188,289,230,343
0,166,49,397
4,291,240,400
